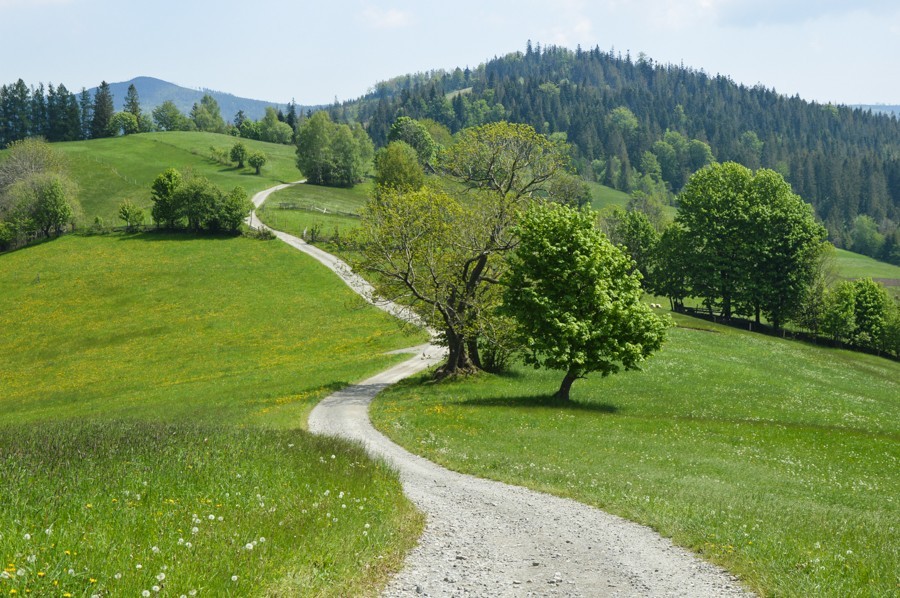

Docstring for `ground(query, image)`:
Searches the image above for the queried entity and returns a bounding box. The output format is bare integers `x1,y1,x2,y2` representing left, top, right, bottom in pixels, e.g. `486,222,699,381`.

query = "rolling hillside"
51,131,302,222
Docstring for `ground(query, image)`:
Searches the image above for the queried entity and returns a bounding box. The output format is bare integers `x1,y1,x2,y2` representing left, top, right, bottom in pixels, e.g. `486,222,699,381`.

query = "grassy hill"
834,248,900,298
0,233,426,595
371,312,899,597
48,132,301,223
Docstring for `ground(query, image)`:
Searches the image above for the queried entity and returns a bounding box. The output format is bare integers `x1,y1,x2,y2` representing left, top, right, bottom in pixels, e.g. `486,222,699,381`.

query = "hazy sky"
1,0,898,107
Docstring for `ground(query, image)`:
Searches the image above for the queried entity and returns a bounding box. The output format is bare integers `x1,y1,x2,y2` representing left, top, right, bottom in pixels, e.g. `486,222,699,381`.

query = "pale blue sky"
1,0,898,106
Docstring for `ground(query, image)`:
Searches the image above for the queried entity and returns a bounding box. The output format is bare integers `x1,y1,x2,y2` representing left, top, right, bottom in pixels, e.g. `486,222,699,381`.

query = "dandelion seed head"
231,575,238,582
142,591,151,597
157,573,165,581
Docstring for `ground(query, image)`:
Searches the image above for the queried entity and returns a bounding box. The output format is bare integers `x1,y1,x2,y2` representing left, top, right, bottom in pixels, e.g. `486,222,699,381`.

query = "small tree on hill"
502,202,670,401
150,168,183,228
118,200,145,231
247,150,267,175
230,142,248,168
374,141,424,193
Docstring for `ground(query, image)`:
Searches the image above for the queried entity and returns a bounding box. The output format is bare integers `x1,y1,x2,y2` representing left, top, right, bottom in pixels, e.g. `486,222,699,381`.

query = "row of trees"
295,112,373,187
605,161,900,356
149,168,251,233
0,138,81,250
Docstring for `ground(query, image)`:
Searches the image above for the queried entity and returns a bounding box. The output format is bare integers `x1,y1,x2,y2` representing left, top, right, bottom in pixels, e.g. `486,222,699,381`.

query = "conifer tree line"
335,43,900,263
0,79,304,146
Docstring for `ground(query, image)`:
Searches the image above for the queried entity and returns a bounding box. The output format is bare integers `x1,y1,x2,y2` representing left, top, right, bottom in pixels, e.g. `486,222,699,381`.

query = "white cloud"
360,6,413,30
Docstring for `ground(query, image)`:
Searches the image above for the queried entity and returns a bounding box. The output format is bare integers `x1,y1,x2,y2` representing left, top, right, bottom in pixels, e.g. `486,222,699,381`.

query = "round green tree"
503,202,670,401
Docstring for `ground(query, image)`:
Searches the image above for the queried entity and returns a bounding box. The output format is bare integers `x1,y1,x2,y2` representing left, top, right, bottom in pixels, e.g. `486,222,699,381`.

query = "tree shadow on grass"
457,394,618,414
114,230,241,242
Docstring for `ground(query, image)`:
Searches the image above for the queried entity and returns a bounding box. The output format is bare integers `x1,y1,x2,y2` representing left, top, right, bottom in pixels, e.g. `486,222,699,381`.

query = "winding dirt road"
250,185,752,597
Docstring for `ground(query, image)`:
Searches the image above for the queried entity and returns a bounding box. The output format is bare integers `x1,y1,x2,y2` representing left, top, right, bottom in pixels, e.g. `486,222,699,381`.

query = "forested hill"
336,44,900,250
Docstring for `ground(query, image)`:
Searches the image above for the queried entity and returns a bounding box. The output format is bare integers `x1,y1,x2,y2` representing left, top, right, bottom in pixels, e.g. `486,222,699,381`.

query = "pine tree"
30,83,48,138
79,88,93,140
124,84,141,120
91,81,114,139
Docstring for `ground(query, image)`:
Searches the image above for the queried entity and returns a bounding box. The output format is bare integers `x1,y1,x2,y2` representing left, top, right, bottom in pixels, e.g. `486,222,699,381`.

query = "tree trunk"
467,337,482,370
435,330,478,379
554,369,580,401
755,305,761,325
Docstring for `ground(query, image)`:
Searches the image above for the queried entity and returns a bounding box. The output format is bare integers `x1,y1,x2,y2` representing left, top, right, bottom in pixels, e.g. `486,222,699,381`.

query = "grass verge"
371,316,899,597
0,422,421,597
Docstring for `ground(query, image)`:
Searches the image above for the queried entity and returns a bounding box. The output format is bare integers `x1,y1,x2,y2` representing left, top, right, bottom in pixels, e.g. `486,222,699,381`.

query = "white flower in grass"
142,591,151,597
151,546,160,553
217,516,223,522
23,533,31,540
191,526,199,534
185,542,193,548
339,492,344,499
330,454,336,459
208,514,214,521
17,569,25,577
114,573,122,580
68,568,74,575
0,572,9,580
44,527,52,536
259,537,265,543
27,555,36,563
244,543,254,550
157,572,165,581
136,564,143,570
152,585,160,592
231,575,238,582
178,538,185,545
364,523,370,529
189,591,197,597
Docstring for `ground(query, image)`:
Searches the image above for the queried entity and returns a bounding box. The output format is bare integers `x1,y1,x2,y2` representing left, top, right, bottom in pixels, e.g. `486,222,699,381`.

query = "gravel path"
250,185,753,597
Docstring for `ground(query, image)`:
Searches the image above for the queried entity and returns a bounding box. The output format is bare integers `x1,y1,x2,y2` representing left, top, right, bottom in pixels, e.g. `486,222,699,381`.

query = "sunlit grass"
0,422,422,597
46,132,302,222
0,233,427,595
371,317,900,597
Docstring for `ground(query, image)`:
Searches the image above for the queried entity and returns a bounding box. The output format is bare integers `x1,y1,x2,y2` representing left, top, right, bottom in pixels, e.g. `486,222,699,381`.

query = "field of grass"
47,132,302,222
256,181,373,245
0,233,427,595
587,181,631,211
371,314,899,597
833,248,900,298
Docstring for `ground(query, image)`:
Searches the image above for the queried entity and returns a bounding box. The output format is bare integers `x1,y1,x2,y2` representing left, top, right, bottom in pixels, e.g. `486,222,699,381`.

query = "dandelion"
208,515,214,521
151,546,160,553
90,578,97,583
157,573,165,581
67,569,74,575
178,538,185,545
114,573,122,579
152,585,160,592
217,516,223,522
259,537,265,543
244,543,254,550
136,564,143,570
330,454,336,459
26,555,36,563
142,591,151,597
23,534,31,541
185,542,193,548
16,569,25,577
189,591,197,596
44,527,52,536
339,492,344,499
37,572,45,578
231,575,238,582
191,527,199,534
364,523,370,529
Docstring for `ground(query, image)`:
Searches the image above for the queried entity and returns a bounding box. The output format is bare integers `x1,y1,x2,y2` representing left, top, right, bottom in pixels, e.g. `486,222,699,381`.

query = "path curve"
250,185,752,597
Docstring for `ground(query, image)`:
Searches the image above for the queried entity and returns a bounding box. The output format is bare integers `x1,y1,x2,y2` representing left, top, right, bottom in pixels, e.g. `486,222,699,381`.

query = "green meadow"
0,233,426,596
49,132,302,222
371,313,900,597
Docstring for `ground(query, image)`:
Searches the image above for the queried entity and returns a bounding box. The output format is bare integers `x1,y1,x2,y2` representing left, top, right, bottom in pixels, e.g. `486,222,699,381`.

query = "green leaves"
503,202,669,398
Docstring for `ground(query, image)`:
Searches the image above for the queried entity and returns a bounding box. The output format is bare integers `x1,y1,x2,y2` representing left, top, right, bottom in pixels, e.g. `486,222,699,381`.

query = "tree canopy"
503,202,669,400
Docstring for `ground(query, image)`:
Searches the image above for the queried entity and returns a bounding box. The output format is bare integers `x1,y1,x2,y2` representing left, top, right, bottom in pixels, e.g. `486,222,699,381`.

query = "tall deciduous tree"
150,168,183,228
388,116,437,167
91,81,115,139
190,94,226,133
152,101,189,132
374,141,424,193
503,202,669,401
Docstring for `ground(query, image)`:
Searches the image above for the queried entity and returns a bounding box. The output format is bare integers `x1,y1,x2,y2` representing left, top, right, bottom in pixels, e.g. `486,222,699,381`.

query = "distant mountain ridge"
855,105,900,117
88,77,295,122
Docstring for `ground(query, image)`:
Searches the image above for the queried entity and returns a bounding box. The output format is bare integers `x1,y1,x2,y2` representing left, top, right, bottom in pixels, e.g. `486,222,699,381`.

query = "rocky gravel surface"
252,185,754,597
